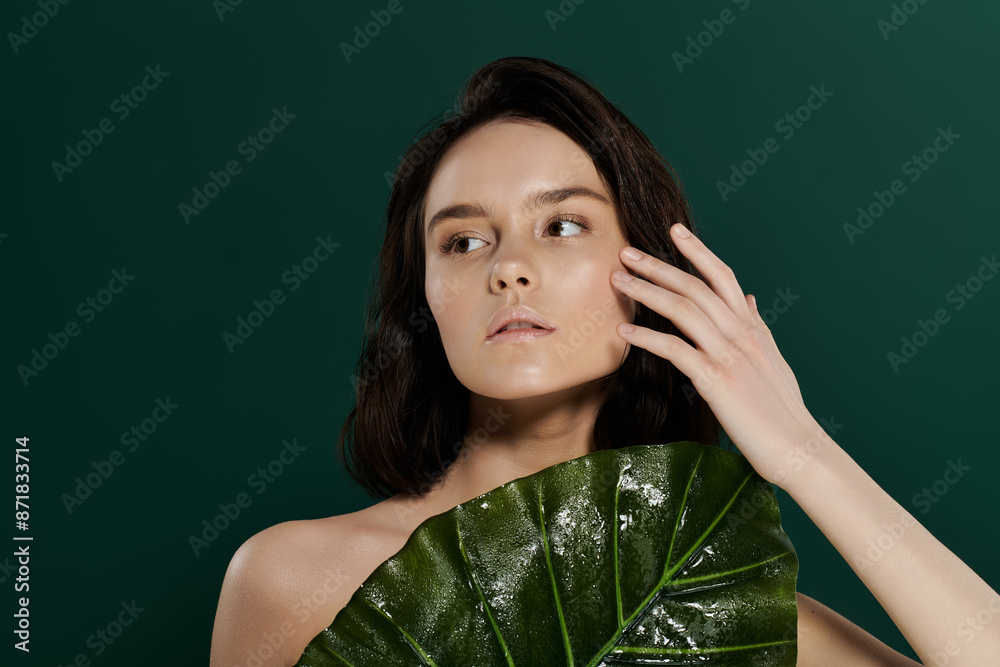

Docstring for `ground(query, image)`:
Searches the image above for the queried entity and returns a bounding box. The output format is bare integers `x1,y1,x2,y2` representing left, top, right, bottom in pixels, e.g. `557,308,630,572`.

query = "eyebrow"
425,186,612,236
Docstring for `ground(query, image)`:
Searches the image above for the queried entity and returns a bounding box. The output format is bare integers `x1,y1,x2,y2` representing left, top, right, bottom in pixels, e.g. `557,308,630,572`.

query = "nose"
489,239,538,294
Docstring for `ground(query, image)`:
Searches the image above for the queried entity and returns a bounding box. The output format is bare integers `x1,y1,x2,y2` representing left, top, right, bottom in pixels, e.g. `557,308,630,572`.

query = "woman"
210,57,999,666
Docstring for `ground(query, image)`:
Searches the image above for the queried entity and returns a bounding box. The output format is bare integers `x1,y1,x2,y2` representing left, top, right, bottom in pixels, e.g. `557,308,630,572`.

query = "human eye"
438,234,487,255
546,213,592,237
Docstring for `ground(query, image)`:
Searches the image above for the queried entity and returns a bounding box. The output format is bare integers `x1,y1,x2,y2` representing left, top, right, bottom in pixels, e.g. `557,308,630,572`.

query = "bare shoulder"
209,501,416,667
796,592,920,666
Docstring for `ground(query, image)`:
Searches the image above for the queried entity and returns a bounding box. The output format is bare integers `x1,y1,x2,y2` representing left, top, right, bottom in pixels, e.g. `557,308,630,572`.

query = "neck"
419,378,608,513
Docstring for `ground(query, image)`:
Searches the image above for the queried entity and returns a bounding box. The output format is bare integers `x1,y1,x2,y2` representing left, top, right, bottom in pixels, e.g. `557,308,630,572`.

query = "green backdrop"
2,0,998,664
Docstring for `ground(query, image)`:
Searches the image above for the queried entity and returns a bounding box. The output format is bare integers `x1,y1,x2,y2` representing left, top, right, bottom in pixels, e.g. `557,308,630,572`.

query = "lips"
486,306,555,339
498,321,543,332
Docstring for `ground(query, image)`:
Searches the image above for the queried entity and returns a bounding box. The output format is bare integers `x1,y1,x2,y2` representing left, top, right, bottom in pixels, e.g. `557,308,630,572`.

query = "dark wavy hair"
338,56,723,500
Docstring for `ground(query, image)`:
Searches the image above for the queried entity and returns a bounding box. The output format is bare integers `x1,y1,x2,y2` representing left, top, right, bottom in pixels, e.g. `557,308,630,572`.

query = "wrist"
767,420,846,495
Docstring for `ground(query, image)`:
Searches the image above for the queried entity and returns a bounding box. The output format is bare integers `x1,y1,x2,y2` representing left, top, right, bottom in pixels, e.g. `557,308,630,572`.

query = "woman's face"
423,119,636,401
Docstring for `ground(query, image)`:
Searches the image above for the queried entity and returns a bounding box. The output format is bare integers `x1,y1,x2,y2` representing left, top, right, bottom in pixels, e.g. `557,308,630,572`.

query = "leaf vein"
613,638,796,654
365,599,437,666
667,551,794,587
456,515,516,666
538,481,574,666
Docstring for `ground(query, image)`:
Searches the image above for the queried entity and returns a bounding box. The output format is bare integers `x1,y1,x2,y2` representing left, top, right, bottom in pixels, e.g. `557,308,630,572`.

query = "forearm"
779,431,1000,665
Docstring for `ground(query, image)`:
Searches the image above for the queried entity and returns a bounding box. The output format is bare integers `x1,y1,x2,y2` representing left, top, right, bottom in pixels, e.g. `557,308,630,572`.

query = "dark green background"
2,0,998,664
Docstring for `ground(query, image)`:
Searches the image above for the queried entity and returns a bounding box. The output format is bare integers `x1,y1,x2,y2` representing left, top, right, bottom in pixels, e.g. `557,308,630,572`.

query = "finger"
747,293,776,345
747,294,804,404
747,294,765,326
618,245,749,344
616,322,707,384
612,270,734,362
670,224,754,324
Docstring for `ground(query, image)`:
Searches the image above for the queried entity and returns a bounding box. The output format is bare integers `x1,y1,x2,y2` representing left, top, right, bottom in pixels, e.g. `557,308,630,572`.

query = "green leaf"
295,441,798,666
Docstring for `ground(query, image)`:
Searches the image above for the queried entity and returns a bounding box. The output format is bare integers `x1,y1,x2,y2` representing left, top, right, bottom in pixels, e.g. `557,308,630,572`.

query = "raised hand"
610,222,830,487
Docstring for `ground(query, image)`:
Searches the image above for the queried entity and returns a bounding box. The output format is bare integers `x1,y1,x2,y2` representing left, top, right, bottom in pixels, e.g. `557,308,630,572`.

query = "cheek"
426,268,471,310
426,275,469,342
590,258,635,317
564,259,634,331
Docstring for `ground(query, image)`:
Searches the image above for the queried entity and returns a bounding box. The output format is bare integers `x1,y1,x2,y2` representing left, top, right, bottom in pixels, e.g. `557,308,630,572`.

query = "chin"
466,373,611,402
452,341,627,400
464,377,551,401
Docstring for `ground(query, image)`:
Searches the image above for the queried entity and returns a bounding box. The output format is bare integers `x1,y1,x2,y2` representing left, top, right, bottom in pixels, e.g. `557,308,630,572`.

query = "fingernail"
613,270,633,283
619,323,635,334
673,224,691,239
621,246,642,260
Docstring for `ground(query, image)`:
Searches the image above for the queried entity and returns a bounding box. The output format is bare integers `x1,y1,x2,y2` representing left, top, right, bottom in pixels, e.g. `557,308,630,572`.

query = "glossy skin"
210,120,996,665
422,116,635,401
416,117,638,506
